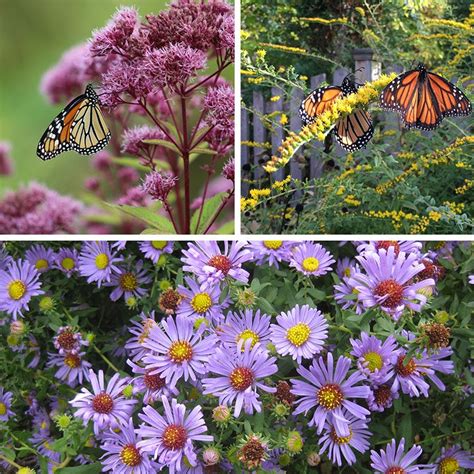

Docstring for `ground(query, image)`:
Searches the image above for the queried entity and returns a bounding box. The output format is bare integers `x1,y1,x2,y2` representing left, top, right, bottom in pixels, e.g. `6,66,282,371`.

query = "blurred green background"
0,0,234,200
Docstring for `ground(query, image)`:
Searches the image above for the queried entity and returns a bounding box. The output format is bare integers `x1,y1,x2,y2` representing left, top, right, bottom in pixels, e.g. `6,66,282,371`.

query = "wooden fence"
241,48,403,196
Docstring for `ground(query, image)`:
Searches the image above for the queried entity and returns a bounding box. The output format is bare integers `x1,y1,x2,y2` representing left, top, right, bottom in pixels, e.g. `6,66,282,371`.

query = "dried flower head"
421,322,451,349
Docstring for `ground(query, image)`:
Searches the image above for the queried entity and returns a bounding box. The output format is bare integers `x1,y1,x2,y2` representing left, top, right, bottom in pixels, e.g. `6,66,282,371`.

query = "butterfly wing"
69,101,111,155
36,94,86,160
300,86,343,126
427,72,472,119
334,109,374,152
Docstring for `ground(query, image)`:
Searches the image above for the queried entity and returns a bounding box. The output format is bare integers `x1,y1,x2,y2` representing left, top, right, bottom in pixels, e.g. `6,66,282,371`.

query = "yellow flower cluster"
424,18,472,32
258,42,307,55
280,113,289,125
443,201,465,214
455,179,473,195
264,74,397,173
247,77,264,85
250,188,271,199
270,96,281,102
300,17,348,25
241,141,272,149
241,69,256,76
272,175,292,190
344,195,361,206
241,197,258,211
256,50,267,60
428,211,442,222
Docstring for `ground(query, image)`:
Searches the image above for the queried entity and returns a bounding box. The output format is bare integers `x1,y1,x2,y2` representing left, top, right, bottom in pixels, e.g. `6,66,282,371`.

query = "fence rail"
241,48,390,195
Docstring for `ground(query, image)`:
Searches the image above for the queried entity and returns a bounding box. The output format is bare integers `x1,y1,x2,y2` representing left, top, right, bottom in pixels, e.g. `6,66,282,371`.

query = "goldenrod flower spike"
263,73,397,173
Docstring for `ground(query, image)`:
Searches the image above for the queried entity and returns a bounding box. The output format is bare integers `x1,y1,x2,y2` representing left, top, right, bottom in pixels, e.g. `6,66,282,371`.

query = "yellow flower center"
120,444,142,467
317,384,343,410
64,353,81,368
330,427,353,445
0,402,7,415
61,257,75,270
438,457,460,474
162,424,187,450
152,241,167,250
364,351,383,372
35,259,48,270
119,272,137,291
8,280,26,300
168,340,193,363
191,293,212,313
302,257,319,272
230,367,254,391
95,253,109,270
264,240,282,250
237,329,260,349
286,323,311,347
343,267,351,277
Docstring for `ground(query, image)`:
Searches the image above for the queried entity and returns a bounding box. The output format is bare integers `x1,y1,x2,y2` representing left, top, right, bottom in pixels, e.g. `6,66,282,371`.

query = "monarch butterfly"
379,63,472,130
300,75,374,152
37,84,111,160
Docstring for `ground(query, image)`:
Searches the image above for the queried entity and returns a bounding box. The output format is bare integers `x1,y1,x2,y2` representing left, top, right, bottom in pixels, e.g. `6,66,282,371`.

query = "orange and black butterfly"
380,63,472,130
37,84,111,160
300,75,374,152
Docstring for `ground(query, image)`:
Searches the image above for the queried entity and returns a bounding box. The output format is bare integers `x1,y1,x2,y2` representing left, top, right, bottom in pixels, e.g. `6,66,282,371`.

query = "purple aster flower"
0,259,44,319
53,247,80,277
367,383,399,412
289,242,335,277
336,257,358,279
24,244,56,273
357,240,422,256
142,171,178,202
26,335,41,369
145,42,207,92
318,412,371,466
136,396,213,473
78,241,123,287
270,304,328,363
106,260,151,302
202,340,277,417
139,240,174,263
127,360,178,404
53,326,87,355
47,352,92,387
100,419,159,474
469,275,474,285
142,315,217,388
219,309,271,351
177,276,230,324
350,333,399,383
434,445,474,473
0,182,83,234
422,346,454,391
0,141,13,176
30,431,61,466
349,247,435,320
181,241,253,289
334,276,365,315
70,369,136,435
291,352,370,437
0,387,14,421
125,311,158,362
121,125,166,155
248,240,297,268
370,438,434,473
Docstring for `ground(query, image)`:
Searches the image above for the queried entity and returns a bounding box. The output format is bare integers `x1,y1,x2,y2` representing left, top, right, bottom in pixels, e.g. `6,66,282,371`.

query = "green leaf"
398,413,413,444
191,192,227,234
111,156,170,171
142,138,180,154
215,220,235,234
56,463,102,474
191,146,218,155
107,204,176,234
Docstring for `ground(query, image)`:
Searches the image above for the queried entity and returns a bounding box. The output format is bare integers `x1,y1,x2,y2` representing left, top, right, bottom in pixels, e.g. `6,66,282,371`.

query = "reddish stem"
163,200,180,233
194,155,218,232
180,90,191,234
203,188,234,234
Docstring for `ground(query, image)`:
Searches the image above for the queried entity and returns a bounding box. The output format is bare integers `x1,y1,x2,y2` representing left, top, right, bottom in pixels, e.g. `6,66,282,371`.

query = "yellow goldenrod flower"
256,49,267,60
300,17,348,25
280,113,289,125
270,95,281,102
258,42,307,54
429,211,442,222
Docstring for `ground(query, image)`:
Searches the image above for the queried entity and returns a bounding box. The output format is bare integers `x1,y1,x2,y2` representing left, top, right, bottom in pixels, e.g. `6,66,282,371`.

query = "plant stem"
0,454,22,469
194,156,218,232
163,200,180,233
185,60,232,95
91,342,120,373
180,92,191,233
203,188,234,234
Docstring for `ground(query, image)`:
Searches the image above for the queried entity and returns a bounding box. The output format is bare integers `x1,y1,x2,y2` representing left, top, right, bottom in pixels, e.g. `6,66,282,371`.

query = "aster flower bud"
157,254,167,266
55,414,72,431
7,334,20,347
39,296,55,312
10,320,26,336
307,452,321,466
273,402,289,418
212,405,231,423
202,447,220,466
435,311,450,324
235,287,256,308
122,384,134,398
286,430,304,453
126,296,138,309
85,333,96,343
142,171,178,202
17,468,36,474
279,453,291,467
159,279,172,291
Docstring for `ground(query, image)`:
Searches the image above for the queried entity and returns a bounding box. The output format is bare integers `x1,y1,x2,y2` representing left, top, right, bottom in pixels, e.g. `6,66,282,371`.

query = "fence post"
252,90,266,181
353,48,380,83
308,74,327,179
289,87,304,200
241,107,250,196
270,86,285,181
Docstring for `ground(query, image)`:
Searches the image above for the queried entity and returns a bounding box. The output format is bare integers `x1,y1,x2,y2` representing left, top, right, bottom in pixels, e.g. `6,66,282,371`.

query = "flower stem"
180,92,191,233
194,156,218,232
91,342,120,373
203,188,234,234
0,454,22,469
163,200,180,233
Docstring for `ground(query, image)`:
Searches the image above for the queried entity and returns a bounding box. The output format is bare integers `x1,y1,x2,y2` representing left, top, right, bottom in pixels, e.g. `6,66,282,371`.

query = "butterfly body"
300,76,374,152
380,63,472,131
37,84,111,160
